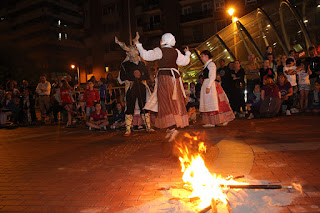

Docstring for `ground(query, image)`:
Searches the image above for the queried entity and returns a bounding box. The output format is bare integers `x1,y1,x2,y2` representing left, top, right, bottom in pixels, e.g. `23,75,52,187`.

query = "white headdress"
160,33,176,47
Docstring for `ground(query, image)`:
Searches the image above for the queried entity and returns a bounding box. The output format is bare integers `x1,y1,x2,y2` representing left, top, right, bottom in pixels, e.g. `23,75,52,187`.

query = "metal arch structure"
257,7,289,56
215,34,236,61
235,20,264,60
279,0,312,50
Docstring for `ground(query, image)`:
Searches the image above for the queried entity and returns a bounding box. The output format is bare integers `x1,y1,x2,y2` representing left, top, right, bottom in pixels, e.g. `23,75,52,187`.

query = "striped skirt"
202,82,235,125
155,75,189,129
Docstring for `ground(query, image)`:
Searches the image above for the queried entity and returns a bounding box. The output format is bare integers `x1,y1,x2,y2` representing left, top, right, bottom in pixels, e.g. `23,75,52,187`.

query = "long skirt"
202,82,235,125
155,75,189,129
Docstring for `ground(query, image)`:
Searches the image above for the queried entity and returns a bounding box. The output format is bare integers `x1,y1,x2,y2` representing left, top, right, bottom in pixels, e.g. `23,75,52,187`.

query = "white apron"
199,61,219,112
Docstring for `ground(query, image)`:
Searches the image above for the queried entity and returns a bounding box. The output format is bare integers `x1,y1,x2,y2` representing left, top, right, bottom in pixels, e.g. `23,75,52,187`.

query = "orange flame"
174,132,248,210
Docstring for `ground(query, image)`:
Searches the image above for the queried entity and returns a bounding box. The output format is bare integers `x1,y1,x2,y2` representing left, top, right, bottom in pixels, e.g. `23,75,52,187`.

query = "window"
214,0,225,11
202,2,210,12
58,33,62,40
103,4,115,16
58,20,61,26
182,6,192,15
245,0,257,5
103,6,108,15
64,33,67,39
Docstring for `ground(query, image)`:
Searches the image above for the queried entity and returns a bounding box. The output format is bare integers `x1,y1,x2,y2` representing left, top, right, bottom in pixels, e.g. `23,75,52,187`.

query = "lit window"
58,33,62,40
182,6,192,15
214,0,225,11
65,33,67,39
58,20,61,26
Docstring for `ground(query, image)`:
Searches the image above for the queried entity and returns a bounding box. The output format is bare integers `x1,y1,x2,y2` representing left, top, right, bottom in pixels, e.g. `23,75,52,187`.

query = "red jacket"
83,89,100,107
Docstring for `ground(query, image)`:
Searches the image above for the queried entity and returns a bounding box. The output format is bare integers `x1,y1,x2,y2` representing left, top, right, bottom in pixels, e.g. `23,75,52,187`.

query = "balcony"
181,10,213,23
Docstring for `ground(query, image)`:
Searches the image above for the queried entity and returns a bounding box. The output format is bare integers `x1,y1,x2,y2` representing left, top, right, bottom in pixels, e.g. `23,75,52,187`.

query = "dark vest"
158,47,179,78
202,63,212,79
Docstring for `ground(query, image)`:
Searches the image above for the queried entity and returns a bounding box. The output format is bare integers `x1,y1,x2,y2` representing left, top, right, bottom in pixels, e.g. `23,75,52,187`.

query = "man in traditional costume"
199,50,235,127
115,35,153,136
134,32,191,134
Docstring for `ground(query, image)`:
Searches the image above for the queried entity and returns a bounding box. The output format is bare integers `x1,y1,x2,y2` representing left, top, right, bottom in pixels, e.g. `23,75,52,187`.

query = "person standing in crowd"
199,50,235,127
306,79,320,113
277,73,293,116
259,59,274,84
195,75,204,102
47,81,64,124
305,46,320,86
18,88,36,125
89,76,99,89
83,81,100,120
135,32,191,131
260,77,281,117
231,60,246,117
99,78,107,112
277,55,287,75
36,75,51,123
283,58,299,113
86,103,109,131
245,53,260,96
106,83,116,115
296,60,312,112
288,50,297,65
217,58,233,99
107,73,118,87
66,75,75,89
267,53,277,79
60,81,75,127
263,46,275,60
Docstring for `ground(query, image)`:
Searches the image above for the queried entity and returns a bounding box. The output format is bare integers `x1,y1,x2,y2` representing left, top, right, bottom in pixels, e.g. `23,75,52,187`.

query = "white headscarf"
160,33,176,47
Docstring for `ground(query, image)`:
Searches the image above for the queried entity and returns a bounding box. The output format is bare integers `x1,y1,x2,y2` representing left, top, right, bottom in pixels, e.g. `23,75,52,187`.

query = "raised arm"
136,44,162,61
176,48,191,66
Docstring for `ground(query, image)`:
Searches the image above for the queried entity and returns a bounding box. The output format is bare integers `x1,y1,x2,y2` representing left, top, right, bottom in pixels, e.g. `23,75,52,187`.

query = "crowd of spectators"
184,46,320,120
1,46,319,130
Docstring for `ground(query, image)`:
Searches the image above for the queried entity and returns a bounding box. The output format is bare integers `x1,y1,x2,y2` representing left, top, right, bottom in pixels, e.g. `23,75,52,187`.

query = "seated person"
306,79,320,113
110,103,125,129
0,92,17,125
260,77,281,118
86,103,109,130
277,74,293,116
246,84,262,119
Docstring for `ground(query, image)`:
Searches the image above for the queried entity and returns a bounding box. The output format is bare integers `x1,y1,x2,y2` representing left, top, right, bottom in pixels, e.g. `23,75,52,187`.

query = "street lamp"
70,64,80,85
227,8,235,16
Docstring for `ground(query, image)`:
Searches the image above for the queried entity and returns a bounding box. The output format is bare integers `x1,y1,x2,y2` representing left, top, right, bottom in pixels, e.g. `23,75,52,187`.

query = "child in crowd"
296,60,312,112
277,74,293,116
83,81,100,120
259,59,274,84
260,77,281,118
106,83,116,115
306,79,320,113
283,58,299,113
86,103,109,130
246,84,262,119
0,92,16,125
60,81,75,127
110,102,125,129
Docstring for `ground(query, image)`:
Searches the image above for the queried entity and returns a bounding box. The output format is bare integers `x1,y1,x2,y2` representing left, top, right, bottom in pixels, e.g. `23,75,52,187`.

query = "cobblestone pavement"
0,115,319,213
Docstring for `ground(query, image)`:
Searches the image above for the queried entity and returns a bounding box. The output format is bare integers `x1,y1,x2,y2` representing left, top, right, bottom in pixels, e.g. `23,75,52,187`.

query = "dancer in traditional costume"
115,35,154,136
199,50,235,127
134,32,191,131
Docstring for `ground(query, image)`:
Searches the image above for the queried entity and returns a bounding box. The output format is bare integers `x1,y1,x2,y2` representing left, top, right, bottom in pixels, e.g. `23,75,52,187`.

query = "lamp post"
70,64,80,85
227,8,238,58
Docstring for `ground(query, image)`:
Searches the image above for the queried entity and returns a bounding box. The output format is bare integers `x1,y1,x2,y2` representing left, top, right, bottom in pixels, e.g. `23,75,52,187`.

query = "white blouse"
136,44,191,66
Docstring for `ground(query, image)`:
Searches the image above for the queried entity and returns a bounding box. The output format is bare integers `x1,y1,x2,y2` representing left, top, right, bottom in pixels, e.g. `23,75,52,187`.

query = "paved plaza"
0,115,319,213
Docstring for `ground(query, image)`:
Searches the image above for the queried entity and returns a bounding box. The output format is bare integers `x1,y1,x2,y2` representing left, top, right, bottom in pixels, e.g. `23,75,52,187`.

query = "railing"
180,10,213,23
